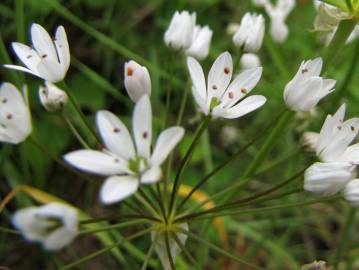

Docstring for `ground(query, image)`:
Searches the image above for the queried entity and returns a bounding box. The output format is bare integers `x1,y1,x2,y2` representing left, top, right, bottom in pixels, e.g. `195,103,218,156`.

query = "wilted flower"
240,53,261,69
301,131,320,153
0,82,32,144
186,25,213,60
233,13,265,53
124,60,151,102
12,203,78,251
344,179,359,205
284,58,336,112
187,51,266,119
64,95,184,204
39,81,68,112
151,223,188,270
4,24,70,83
164,11,196,50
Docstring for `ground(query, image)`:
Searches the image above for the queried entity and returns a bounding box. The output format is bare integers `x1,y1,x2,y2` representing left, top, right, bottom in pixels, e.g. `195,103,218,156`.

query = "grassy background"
1,0,359,269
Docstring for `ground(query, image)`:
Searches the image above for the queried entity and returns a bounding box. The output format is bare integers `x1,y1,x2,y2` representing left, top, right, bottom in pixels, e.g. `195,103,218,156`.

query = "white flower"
4,23,70,83
316,104,359,163
12,203,78,251
304,162,355,195
39,81,68,112
124,60,151,102
164,11,196,50
151,223,188,270
0,82,32,144
187,51,266,119
233,13,265,53
185,25,213,60
284,57,336,112
344,179,359,205
64,95,184,204
240,53,261,69
264,0,295,42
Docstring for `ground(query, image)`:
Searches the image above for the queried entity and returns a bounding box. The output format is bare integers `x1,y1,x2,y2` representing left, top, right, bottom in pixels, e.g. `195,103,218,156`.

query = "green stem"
0,226,20,235
59,227,153,270
176,80,190,126
334,207,357,269
0,32,21,87
58,81,100,145
332,39,359,107
323,20,357,71
172,232,201,270
141,241,156,270
168,115,211,216
164,231,177,270
136,190,161,219
15,0,25,43
62,113,90,149
223,110,295,203
179,229,264,270
80,213,160,225
79,220,146,235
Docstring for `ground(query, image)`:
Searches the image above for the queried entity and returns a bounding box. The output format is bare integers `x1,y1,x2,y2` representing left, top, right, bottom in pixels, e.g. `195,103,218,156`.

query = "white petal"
344,179,359,205
44,227,77,250
31,23,57,61
96,110,135,160
187,57,206,102
221,95,266,119
207,52,233,100
64,150,127,175
10,42,41,73
100,175,139,204
151,127,185,166
3,64,39,78
340,144,359,164
141,166,162,184
54,26,70,74
36,59,65,82
133,95,152,159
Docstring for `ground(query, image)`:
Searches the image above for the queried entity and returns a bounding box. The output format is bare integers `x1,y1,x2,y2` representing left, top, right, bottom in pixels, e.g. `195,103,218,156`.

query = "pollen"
127,67,134,76
351,126,355,131
224,67,230,74
6,114,13,120
228,92,234,99
143,131,148,139
241,88,248,94
301,68,308,74
212,85,218,90
113,128,120,133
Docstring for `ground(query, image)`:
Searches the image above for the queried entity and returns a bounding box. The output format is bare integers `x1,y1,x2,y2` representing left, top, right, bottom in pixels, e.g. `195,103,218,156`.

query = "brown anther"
337,126,342,130
127,67,134,76
2,98,7,103
6,114,12,120
212,85,218,90
114,159,119,163
301,68,308,74
228,92,234,99
351,126,355,131
241,88,248,94
143,131,148,139
26,55,32,59
113,128,120,133
42,54,47,59
224,67,230,74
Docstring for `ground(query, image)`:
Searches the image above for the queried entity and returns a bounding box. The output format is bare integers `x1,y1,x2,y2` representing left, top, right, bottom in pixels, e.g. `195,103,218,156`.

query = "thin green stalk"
332,39,359,107
0,32,21,87
154,183,168,223
169,115,211,216
176,80,190,126
80,213,160,225
62,113,90,149
223,110,295,203
59,227,153,270
179,229,264,270
79,219,146,235
58,81,100,145
141,241,156,270
165,231,177,270
15,0,25,43
43,0,181,86
323,19,357,71
172,232,201,270
136,190,161,219
334,207,357,269
264,36,290,77
0,226,20,235
176,195,340,223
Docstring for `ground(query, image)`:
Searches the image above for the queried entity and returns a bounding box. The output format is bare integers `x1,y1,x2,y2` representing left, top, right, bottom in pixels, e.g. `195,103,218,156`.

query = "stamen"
127,67,134,76
2,98,7,103
26,55,32,59
114,159,119,163
6,114,13,120
224,67,230,74
301,68,308,74
212,85,218,90
228,92,234,99
143,132,148,139
351,126,355,131
113,128,120,133
42,54,47,59
241,88,248,94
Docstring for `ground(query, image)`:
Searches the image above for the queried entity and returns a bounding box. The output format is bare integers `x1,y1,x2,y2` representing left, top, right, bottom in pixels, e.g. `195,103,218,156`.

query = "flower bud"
270,18,288,43
164,11,196,50
284,58,336,112
240,53,261,69
124,60,151,102
186,25,213,60
344,179,359,205
38,81,68,112
233,13,265,53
